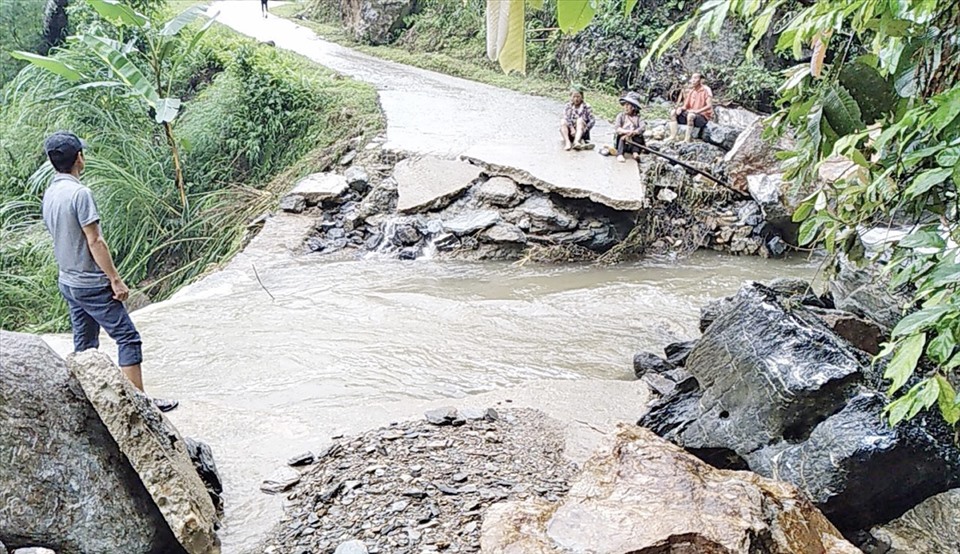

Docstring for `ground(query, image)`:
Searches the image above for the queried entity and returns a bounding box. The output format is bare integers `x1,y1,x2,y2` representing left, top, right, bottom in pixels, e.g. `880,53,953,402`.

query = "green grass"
272,2,669,120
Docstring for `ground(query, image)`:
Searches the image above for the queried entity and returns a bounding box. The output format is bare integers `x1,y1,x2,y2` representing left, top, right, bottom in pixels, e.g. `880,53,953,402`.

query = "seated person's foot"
633,153,641,160
582,143,595,150
152,397,179,413
617,155,626,163
564,143,573,151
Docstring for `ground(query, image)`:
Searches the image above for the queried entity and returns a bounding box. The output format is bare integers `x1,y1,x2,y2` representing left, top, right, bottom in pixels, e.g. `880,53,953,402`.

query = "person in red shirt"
669,73,713,143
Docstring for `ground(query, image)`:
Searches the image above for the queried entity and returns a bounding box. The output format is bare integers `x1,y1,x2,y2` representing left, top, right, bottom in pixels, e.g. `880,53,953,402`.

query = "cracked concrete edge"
461,156,647,212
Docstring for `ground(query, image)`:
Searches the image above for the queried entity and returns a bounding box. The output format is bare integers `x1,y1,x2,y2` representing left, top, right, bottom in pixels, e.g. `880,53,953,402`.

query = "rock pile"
253,408,576,554
282,154,636,262
481,425,860,553
635,282,960,539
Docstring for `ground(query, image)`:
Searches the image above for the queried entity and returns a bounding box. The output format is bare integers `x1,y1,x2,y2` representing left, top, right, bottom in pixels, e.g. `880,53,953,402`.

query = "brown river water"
46,249,818,551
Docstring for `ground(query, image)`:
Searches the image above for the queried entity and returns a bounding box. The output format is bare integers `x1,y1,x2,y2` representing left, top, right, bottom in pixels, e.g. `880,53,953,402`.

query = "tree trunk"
39,0,69,55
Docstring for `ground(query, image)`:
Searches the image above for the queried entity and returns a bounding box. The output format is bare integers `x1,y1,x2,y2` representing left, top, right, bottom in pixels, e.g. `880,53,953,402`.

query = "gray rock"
640,284,960,534
424,407,458,426
713,106,762,130
515,196,578,233
443,210,500,235
723,120,796,193
344,166,370,192
866,488,960,554
663,340,697,367
0,332,190,554
289,173,349,206
632,351,674,379
334,539,369,554
398,246,420,260
391,224,422,247
279,193,306,214
358,178,398,219
66,350,220,554
340,0,417,45
764,277,825,307
287,451,316,467
475,177,521,207
183,437,224,516
394,157,482,213
829,261,912,330
261,467,302,494
701,122,741,151
808,307,885,355
481,223,526,244
339,150,357,166
432,232,459,251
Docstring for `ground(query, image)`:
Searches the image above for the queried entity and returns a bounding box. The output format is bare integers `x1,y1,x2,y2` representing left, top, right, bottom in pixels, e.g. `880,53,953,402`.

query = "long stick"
624,137,748,197
251,263,275,301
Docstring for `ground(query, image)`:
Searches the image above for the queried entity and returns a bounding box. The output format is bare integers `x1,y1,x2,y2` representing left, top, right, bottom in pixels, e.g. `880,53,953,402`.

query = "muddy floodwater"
49,250,818,551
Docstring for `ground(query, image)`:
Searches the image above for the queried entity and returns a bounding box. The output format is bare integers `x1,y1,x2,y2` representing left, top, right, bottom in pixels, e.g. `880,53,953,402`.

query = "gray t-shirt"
42,174,109,288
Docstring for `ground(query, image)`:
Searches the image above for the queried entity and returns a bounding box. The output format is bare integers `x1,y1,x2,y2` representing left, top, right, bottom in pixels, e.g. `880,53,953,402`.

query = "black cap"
44,131,88,170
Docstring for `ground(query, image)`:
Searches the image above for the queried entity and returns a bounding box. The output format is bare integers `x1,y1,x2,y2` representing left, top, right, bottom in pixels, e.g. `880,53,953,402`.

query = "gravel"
254,408,575,553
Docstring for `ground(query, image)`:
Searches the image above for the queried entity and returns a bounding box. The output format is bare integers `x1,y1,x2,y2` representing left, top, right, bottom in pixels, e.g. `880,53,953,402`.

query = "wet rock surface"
864,488,960,553
0,331,185,554
638,282,960,537
68,350,221,554
252,409,575,554
481,425,860,554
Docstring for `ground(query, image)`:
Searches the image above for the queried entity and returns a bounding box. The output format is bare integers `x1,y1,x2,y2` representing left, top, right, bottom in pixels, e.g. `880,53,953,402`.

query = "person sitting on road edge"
610,92,646,163
669,73,713,143
41,131,178,413
560,86,596,151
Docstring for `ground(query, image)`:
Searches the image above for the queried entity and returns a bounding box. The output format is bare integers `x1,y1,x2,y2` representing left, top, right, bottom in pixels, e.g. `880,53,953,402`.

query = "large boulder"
701,122,741,151
340,0,417,45
480,425,860,553
0,331,195,553
639,284,960,535
68,350,221,554
828,260,913,330
865,488,960,553
723,120,789,192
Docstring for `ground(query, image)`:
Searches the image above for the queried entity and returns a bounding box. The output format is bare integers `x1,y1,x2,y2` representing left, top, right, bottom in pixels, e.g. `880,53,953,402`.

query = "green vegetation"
0,0,382,332
649,0,960,426
0,0,46,83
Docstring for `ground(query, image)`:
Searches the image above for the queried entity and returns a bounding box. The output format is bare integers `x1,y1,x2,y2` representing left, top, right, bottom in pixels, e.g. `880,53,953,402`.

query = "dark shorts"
677,110,708,128
58,283,143,366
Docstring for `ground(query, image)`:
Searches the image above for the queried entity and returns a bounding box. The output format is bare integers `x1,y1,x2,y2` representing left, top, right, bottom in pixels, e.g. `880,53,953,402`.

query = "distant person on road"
669,73,713,143
560,87,595,151
261,0,268,18
611,92,645,163
41,132,177,413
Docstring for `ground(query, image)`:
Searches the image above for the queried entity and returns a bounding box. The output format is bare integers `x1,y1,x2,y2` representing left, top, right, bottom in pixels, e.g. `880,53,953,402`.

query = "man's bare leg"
560,123,573,150
121,363,144,391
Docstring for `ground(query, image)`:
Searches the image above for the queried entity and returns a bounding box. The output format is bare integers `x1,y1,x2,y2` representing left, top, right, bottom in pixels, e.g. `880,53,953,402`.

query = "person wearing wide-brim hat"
606,92,646,163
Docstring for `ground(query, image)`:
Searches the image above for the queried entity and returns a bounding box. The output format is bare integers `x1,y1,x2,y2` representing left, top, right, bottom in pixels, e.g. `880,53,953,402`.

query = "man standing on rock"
669,73,713,143
41,132,177,412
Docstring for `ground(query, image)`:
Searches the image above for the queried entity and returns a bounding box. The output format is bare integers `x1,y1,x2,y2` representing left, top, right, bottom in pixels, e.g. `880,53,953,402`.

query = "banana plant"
11,0,218,209
486,0,631,74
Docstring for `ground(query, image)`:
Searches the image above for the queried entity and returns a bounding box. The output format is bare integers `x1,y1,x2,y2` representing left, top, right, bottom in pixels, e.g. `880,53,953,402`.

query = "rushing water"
46,249,818,551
